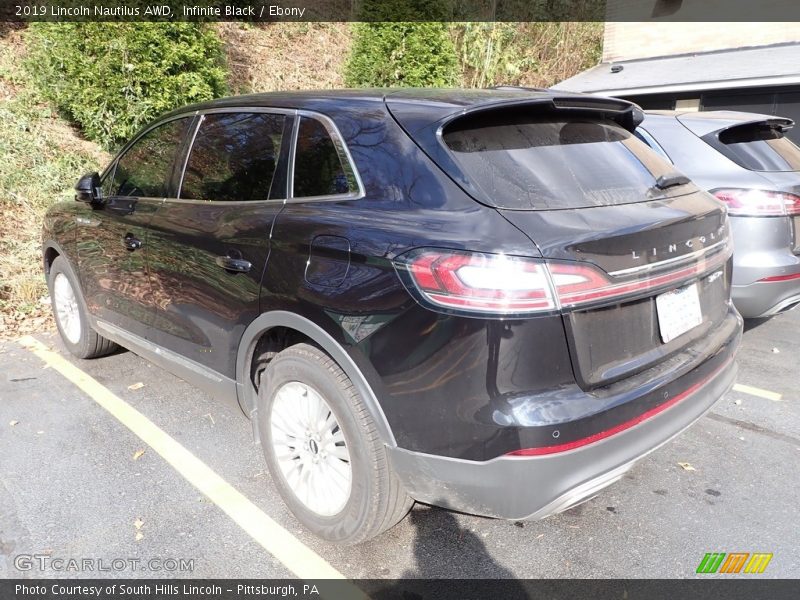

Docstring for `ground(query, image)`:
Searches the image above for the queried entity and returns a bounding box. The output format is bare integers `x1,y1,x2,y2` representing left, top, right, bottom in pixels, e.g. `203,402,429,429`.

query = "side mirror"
75,172,102,204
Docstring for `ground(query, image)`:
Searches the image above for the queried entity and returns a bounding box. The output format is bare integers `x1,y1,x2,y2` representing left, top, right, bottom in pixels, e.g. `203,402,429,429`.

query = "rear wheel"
257,343,412,544
48,256,118,359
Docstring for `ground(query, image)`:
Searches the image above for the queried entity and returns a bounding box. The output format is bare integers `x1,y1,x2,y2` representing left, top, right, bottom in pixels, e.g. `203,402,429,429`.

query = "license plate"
655,283,703,343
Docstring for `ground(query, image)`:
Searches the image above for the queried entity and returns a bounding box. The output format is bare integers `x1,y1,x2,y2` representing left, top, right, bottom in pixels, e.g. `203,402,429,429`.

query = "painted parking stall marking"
731,383,783,402
18,335,362,588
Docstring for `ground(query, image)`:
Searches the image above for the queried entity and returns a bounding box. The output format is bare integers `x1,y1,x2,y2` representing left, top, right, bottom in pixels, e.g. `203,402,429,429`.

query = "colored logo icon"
696,552,773,574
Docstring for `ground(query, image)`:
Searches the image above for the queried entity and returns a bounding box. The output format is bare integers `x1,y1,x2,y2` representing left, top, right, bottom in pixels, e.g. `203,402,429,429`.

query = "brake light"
711,188,800,216
404,252,555,313
397,245,731,315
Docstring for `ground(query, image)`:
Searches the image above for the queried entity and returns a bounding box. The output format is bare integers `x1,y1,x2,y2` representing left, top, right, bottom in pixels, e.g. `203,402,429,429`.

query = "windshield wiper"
655,173,691,190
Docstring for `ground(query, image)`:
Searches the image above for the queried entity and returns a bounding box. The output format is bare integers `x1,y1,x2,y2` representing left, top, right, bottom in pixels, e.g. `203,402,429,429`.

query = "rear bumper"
388,354,737,520
729,215,800,317
732,276,800,318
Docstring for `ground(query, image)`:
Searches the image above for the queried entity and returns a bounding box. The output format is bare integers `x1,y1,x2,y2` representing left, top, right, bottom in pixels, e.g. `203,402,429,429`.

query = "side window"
180,112,285,202
634,128,672,163
293,116,358,198
110,118,191,198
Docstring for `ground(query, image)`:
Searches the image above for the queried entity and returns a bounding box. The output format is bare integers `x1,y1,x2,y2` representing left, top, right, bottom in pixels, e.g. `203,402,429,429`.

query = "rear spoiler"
442,96,645,134
677,112,794,138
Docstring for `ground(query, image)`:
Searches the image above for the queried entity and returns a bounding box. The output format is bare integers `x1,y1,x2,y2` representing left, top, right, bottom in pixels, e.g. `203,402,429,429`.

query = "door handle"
123,233,142,251
215,255,252,274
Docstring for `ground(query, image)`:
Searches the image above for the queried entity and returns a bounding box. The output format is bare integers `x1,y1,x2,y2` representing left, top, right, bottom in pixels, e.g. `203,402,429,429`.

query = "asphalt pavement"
0,308,798,579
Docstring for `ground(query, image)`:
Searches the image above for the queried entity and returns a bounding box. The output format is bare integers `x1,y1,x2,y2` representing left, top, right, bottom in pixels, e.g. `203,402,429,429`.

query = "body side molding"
93,319,239,407
236,310,397,447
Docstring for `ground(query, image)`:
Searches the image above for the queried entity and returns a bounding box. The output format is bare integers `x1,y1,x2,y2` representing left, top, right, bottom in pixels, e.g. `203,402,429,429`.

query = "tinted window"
634,128,672,163
181,112,285,201
293,117,356,198
703,123,800,172
443,114,676,210
111,118,191,198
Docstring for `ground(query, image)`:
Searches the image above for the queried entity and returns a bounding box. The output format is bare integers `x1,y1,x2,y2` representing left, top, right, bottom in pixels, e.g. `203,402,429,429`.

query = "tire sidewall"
258,347,376,543
48,256,91,357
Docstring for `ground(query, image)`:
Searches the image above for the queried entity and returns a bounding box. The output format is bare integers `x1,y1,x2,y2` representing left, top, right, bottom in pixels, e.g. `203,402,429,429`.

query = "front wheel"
257,343,412,544
48,256,118,359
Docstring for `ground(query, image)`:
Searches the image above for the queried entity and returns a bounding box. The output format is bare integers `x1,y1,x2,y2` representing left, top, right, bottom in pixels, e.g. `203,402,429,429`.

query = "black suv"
43,89,742,543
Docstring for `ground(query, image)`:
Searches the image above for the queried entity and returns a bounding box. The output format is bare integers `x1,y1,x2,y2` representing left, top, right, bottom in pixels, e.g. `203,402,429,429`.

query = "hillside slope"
0,29,110,338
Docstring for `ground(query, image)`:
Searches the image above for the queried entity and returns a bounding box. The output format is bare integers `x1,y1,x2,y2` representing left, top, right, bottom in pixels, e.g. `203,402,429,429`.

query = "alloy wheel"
270,381,352,516
53,272,81,344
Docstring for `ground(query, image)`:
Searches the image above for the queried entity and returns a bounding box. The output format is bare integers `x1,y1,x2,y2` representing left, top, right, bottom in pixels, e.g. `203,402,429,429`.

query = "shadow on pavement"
367,504,529,599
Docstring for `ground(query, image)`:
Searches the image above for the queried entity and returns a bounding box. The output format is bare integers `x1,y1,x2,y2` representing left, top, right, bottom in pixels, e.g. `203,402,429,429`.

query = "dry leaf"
9,420,18,426
678,462,696,471
127,382,144,391
134,518,144,530
132,449,145,460
135,532,144,541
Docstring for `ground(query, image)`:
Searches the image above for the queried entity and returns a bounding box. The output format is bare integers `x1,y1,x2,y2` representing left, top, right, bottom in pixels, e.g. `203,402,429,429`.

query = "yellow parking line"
18,335,356,584
732,383,783,402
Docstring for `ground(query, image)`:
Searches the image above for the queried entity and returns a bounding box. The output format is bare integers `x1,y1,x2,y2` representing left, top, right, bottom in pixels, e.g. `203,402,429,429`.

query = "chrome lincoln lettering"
630,224,726,261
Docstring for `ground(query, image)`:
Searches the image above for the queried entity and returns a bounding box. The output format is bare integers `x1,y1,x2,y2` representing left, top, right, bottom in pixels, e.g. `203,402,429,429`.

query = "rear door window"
292,116,358,198
442,113,677,210
180,112,286,201
702,123,800,172
110,117,192,198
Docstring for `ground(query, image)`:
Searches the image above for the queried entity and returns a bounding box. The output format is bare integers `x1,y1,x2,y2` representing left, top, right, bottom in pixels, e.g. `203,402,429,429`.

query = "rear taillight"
403,252,555,313
711,188,800,217
396,244,731,316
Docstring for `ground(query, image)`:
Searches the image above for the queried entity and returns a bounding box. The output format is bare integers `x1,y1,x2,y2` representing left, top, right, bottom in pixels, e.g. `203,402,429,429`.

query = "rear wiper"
655,173,691,190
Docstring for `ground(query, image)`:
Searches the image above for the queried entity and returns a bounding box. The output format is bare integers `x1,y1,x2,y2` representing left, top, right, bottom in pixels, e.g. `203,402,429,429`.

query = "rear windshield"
442,114,676,210
703,123,800,172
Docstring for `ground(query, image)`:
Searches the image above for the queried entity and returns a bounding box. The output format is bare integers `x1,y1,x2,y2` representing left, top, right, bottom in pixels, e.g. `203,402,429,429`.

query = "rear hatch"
681,113,800,251
388,94,732,390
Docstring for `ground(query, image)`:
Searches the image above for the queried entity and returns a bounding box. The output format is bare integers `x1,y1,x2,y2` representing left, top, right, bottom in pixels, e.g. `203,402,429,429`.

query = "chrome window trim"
106,105,365,206
288,109,366,203
171,107,296,205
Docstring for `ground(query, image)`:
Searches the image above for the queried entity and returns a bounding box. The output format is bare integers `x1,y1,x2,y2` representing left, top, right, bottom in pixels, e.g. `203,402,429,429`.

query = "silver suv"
637,111,800,318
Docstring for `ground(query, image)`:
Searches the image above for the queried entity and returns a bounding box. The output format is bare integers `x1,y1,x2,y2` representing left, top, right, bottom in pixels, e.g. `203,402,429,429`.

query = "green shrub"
453,23,536,88
345,22,458,88
25,23,227,149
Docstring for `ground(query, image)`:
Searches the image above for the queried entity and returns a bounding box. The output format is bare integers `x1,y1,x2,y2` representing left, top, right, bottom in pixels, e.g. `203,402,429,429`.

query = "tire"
48,255,118,359
257,343,412,544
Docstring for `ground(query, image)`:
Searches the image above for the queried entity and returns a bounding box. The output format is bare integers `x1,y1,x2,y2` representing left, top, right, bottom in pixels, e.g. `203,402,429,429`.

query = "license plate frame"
655,282,703,344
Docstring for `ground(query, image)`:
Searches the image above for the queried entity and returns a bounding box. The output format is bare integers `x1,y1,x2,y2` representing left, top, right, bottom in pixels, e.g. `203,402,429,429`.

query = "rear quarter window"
703,123,800,172
442,113,676,210
292,116,359,199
